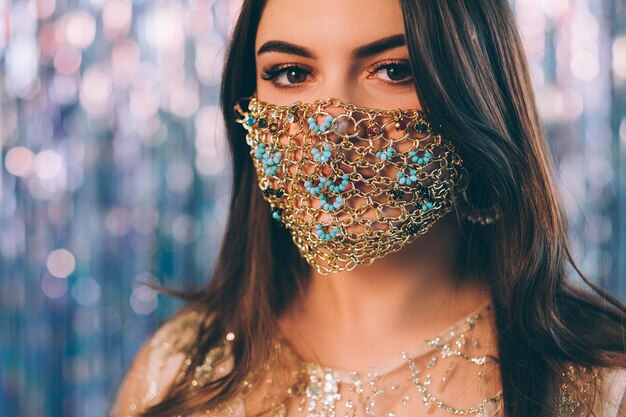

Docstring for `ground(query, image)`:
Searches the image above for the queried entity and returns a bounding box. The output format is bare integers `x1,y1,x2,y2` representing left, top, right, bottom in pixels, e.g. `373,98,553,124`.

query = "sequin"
110,305,626,417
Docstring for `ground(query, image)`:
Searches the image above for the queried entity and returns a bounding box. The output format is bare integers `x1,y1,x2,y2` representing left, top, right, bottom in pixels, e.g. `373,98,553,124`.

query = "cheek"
254,79,301,107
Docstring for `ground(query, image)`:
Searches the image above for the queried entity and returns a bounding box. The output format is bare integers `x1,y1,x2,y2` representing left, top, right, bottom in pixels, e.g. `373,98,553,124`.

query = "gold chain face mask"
233,95,467,275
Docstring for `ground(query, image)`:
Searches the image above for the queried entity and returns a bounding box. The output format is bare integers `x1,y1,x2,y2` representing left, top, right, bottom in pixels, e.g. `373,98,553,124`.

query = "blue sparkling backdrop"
1,0,625,416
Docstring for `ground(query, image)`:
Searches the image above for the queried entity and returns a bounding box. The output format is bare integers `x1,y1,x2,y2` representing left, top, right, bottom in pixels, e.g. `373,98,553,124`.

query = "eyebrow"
256,34,407,60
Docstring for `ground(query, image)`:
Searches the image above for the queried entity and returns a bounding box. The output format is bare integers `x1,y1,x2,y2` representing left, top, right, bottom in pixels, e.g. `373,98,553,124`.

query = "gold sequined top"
109,304,626,417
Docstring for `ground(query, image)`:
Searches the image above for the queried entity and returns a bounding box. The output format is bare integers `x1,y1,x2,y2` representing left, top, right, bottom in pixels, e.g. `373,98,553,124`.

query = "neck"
277,214,493,370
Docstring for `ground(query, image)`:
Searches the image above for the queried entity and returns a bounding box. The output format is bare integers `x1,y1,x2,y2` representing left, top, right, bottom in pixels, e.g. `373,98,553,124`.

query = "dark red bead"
366,125,379,137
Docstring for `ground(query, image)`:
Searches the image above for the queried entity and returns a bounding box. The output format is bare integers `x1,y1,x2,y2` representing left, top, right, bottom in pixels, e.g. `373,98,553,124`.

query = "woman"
109,0,626,416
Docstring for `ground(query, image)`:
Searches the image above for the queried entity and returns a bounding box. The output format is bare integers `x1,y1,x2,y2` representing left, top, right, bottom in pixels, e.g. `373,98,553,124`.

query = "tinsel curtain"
1,0,625,416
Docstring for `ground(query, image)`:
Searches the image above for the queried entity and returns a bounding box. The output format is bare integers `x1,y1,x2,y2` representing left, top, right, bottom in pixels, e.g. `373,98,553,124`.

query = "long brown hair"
138,1,626,416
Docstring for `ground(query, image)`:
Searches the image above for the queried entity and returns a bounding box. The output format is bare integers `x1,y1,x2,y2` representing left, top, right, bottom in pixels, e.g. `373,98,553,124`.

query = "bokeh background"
1,0,625,416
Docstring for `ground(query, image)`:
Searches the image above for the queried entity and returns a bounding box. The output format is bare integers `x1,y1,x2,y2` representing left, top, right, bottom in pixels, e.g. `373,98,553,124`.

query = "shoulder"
108,307,209,417
595,366,626,416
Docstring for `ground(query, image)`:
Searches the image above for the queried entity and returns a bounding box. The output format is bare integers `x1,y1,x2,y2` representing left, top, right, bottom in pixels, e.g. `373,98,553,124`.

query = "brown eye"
367,60,413,85
285,67,308,84
260,64,313,89
385,64,410,81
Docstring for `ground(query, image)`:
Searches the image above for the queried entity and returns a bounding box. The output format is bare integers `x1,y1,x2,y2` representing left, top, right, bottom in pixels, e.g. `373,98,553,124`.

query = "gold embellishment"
233,95,467,275
558,364,603,416
238,302,502,417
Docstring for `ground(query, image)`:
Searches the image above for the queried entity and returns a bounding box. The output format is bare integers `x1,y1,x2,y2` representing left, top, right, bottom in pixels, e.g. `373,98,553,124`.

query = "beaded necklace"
262,301,503,417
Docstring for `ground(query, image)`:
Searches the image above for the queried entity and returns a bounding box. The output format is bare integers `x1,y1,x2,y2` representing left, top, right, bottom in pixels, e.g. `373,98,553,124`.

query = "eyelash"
260,60,413,90
259,64,312,90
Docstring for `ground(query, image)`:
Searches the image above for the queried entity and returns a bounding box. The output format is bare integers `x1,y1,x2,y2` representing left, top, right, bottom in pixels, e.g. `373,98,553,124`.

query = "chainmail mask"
233,94,467,275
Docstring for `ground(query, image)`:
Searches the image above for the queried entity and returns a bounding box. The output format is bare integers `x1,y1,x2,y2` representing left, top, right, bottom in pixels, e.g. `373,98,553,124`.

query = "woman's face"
255,0,422,110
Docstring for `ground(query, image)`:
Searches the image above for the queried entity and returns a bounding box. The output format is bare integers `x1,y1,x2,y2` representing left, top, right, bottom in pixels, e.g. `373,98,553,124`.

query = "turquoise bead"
314,224,341,240
253,143,282,175
308,115,334,133
376,146,395,162
409,150,432,165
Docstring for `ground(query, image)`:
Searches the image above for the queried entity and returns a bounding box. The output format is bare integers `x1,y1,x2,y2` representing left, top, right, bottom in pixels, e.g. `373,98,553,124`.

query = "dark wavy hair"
136,1,626,416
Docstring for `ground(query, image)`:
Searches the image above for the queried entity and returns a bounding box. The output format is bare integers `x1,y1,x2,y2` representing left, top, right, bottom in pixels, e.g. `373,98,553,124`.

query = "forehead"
255,0,406,56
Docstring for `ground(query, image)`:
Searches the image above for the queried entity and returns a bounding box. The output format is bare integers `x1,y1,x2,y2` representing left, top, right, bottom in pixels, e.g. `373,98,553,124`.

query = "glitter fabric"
109,304,626,417
233,95,467,275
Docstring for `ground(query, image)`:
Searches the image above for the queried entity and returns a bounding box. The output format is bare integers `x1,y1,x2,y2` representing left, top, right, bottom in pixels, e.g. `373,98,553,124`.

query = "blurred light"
538,0,567,19
129,88,160,119
31,0,56,20
570,51,599,81
12,2,37,35
195,105,228,175
195,38,224,86
145,3,185,53
169,84,199,118
196,153,225,176
26,172,67,199
38,23,57,63
102,0,132,39
613,36,626,80
46,248,76,278
5,146,35,177
41,272,68,298
194,37,224,85
188,3,215,38
172,214,196,243
111,39,139,85
5,36,39,98
33,150,63,180
515,0,546,56
0,4,9,53
571,10,599,43
63,11,96,49
49,74,79,105
587,156,613,188
537,85,585,122
194,105,226,156
88,0,106,8
71,277,101,306
194,106,220,137
134,271,159,286
130,285,157,315
133,116,162,139
79,67,112,116
53,45,82,75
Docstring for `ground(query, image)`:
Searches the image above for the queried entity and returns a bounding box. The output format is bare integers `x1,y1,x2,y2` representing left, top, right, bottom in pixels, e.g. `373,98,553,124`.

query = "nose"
306,70,362,109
